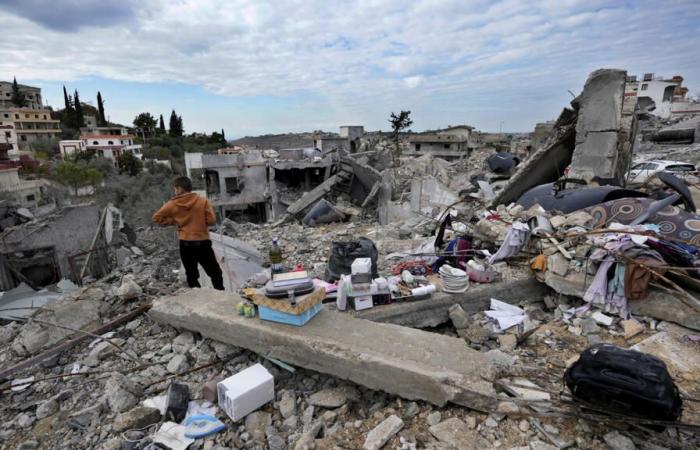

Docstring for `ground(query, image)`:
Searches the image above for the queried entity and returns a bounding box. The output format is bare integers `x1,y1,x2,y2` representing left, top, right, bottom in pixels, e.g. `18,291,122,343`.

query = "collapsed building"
3,68,700,450
0,203,124,291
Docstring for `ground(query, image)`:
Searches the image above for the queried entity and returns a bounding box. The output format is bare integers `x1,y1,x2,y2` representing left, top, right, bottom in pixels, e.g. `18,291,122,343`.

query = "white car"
628,160,696,185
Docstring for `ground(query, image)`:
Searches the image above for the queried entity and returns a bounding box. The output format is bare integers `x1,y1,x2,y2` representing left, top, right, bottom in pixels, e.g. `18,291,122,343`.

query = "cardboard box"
217,364,274,421
351,258,372,275
350,295,373,311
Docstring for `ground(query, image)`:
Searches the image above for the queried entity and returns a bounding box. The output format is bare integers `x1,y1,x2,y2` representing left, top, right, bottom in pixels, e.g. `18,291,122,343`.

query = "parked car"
628,160,696,185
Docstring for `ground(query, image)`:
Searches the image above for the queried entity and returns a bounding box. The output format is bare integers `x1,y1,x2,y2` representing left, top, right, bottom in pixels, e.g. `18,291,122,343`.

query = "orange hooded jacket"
152,192,217,241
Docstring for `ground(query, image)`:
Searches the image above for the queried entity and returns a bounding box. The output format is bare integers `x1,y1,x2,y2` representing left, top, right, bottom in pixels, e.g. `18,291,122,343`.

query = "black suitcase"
564,344,682,422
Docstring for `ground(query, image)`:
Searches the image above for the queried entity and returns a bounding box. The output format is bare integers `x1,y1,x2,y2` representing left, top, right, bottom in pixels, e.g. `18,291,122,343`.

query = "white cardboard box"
351,258,372,275
352,295,374,311
217,363,274,421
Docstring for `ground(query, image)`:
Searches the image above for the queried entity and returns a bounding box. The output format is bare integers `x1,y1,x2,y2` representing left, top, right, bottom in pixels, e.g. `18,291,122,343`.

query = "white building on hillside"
61,126,142,163
626,73,700,118
59,140,87,159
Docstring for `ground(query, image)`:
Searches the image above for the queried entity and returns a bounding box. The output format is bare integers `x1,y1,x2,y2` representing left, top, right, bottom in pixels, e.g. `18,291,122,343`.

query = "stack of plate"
439,265,469,293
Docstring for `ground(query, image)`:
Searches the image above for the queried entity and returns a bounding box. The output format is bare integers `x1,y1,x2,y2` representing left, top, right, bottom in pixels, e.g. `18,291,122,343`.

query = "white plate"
443,285,469,294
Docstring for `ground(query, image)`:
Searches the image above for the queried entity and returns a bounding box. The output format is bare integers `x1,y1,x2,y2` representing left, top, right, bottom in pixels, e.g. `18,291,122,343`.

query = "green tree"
97,91,106,126
159,114,166,133
73,90,85,128
133,112,157,140
142,146,171,160
169,110,183,137
54,161,104,195
116,151,144,176
63,85,72,111
388,110,412,159
11,77,28,107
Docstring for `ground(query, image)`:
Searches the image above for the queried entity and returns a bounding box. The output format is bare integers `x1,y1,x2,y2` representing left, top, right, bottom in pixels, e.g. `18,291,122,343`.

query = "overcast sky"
1,0,699,137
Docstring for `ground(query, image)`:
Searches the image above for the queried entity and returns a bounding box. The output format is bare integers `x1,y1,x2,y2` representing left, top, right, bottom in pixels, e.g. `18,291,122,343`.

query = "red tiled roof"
81,134,135,139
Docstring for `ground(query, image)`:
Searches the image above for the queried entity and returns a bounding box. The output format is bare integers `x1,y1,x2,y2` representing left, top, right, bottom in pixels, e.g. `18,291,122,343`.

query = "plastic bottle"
269,238,283,274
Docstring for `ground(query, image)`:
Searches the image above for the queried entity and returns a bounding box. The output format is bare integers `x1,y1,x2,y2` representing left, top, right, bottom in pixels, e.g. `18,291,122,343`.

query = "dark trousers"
179,240,224,290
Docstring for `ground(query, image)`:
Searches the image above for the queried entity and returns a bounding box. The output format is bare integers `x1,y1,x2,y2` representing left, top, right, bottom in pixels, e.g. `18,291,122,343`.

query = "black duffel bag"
564,344,682,422
324,237,378,282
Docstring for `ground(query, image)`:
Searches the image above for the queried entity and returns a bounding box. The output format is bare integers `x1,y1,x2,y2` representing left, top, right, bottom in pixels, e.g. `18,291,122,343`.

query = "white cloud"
0,0,698,134
403,75,424,88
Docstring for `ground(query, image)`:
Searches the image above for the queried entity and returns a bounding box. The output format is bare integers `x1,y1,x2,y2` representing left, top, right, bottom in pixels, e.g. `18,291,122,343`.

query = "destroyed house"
0,203,114,290
201,148,340,222
407,125,474,160
203,151,272,221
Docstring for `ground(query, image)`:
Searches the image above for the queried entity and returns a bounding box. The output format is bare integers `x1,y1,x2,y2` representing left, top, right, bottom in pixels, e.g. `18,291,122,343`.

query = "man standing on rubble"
152,176,225,290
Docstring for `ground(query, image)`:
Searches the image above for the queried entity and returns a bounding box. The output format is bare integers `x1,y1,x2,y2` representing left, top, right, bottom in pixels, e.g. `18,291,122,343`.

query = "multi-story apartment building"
0,81,62,151
0,81,43,109
0,108,62,150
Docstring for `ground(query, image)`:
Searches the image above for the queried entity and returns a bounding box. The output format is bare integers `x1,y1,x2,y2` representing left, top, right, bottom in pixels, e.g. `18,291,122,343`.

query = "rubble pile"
3,68,700,450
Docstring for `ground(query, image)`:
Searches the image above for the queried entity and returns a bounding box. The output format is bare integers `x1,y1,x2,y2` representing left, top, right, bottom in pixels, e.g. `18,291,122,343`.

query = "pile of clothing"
583,226,700,317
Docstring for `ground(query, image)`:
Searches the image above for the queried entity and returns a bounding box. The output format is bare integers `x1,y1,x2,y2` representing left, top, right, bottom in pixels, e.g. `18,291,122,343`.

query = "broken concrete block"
603,431,636,450
363,415,403,450
580,318,600,335
496,401,520,415
591,311,614,327
501,379,551,401
426,411,441,426
448,304,470,330
621,319,644,339
429,417,480,449
631,322,700,377
35,398,59,419
151,289,498,411
498,334,517,352
308,388,349,409
547,253,569,277
105,373,143,413
117,274,143,300
13,291,102,354
172,331,195,354
113,406,161,432
278,394,296,419
166,354,189,374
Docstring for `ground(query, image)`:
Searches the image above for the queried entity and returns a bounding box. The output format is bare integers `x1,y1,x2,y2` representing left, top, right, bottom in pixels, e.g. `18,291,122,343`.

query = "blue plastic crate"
258,302,323,326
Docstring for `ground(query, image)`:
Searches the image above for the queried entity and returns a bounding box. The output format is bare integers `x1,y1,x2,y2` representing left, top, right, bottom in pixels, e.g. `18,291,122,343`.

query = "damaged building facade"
406,125,473,160
0,203,122,290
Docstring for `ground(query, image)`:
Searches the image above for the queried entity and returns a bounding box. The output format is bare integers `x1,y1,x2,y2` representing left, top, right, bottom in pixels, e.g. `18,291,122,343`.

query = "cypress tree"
159,114,165,132
169,110,183,137
221,128,226,143
74,90,85,128
63,85,72,110
97,91,106,126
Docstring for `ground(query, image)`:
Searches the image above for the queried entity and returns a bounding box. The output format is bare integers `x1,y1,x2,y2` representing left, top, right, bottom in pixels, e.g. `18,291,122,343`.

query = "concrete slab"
354,278,549,328
631,322,700,378
151,289,498,412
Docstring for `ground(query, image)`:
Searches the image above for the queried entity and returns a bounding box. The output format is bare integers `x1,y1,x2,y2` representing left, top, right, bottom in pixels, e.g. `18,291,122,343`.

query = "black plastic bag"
324,237,378,282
